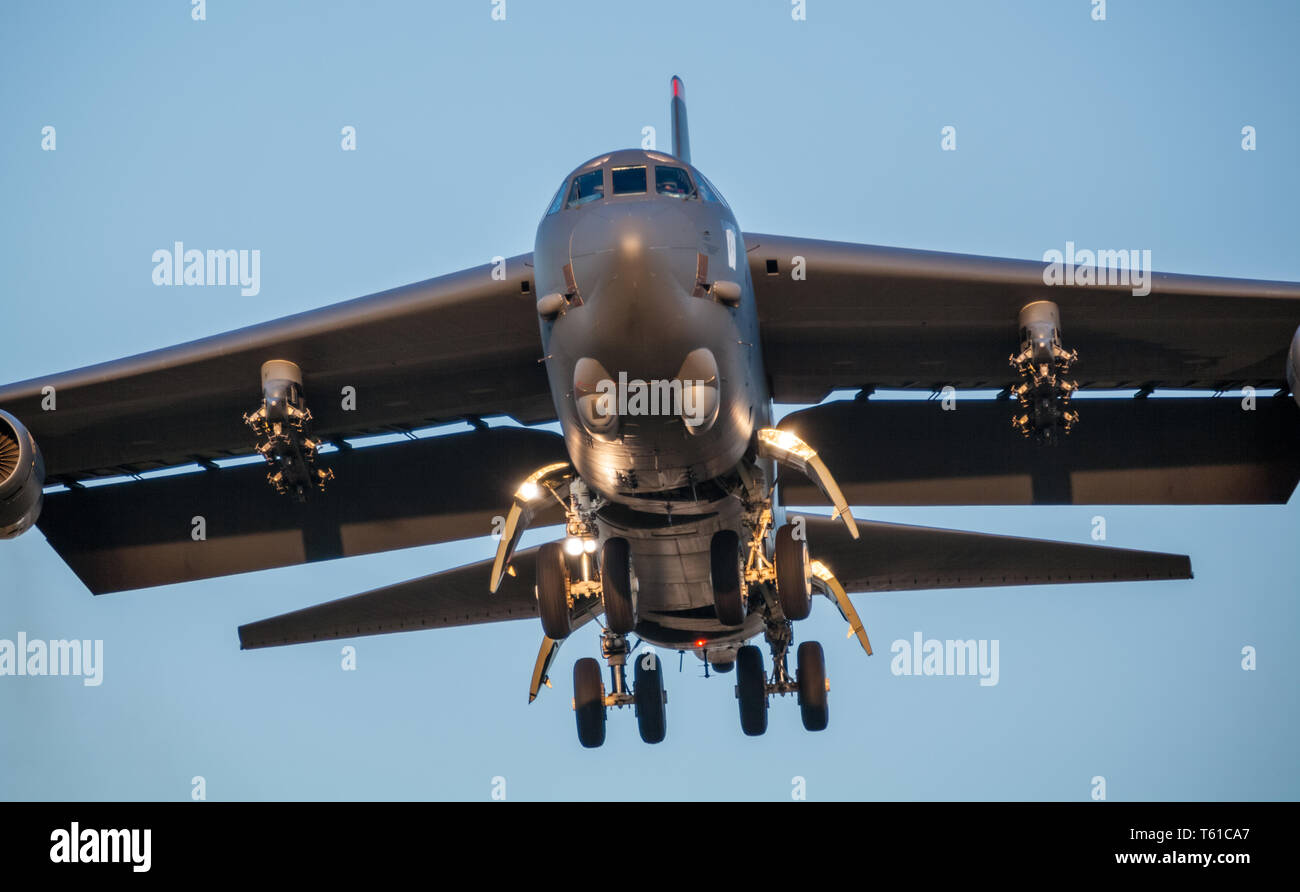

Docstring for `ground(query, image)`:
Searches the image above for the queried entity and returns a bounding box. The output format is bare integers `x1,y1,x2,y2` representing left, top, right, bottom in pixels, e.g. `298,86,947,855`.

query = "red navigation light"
694,639,706,648
672,76,683,98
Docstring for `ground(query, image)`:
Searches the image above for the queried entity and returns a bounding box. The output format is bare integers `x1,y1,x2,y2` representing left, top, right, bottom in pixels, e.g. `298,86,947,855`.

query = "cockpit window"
655,165,695,198
545,182,566,215
611,165,647,195
696,171,728,208
566,169,604,208
695,173,728,207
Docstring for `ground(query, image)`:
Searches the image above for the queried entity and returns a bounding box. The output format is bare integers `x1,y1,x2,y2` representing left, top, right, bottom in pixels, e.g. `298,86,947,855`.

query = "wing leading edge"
0,254,551,482
746,233,1300,402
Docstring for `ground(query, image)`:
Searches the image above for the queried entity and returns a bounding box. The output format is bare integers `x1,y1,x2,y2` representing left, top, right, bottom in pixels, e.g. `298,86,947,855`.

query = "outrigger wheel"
536,541,571,640
775,522,813,621
709,529,746,626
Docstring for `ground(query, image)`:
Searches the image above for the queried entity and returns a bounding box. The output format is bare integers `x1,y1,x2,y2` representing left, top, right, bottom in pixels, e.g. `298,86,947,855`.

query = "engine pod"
1018,300,1062,365
0,409,45,540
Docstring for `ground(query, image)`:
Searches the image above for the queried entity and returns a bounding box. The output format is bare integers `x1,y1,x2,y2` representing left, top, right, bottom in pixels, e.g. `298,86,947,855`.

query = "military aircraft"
3,77,1299,747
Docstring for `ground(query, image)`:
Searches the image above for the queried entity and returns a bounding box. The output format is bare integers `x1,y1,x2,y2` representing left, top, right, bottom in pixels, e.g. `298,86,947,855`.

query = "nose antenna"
670,75,690,164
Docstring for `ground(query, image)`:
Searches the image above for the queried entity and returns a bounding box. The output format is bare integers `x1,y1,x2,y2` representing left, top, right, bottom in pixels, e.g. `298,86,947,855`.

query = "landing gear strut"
571,629,669,747
734,614,829,735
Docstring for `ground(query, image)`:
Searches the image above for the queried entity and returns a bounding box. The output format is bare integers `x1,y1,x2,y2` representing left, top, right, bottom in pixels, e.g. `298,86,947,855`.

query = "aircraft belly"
628,533,713,613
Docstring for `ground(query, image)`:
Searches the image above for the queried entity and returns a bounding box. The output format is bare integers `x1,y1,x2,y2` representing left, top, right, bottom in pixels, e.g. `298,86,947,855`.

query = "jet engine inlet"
1009,300,1079,440
244,359,333,500
0,409,45,539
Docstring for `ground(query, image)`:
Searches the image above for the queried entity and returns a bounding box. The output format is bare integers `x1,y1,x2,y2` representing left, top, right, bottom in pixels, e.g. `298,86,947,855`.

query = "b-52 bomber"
3,77,1299,747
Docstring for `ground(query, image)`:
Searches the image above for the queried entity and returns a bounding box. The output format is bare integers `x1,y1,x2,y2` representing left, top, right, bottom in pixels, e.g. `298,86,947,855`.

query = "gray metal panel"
745,233,1300,402
37,427,567,594
238,547,543,649
0,255,552,479
777,397,1300,505
803,516,1191,594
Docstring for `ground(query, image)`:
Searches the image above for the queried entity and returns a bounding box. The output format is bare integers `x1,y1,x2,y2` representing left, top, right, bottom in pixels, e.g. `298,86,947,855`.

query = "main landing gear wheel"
775,522,812,621
710,529,746,627
633,651,667,744
797,641,828,732
601,537,636,634
573,657,606,748
537,541,571,640
735,645,768,736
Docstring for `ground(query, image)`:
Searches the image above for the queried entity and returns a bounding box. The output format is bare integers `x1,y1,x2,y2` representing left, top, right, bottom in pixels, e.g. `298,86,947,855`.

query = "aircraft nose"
568,203,698,308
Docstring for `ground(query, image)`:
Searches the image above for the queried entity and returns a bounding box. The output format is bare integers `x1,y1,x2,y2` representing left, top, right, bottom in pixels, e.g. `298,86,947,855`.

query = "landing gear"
573,657,606,748
734,611,830,735
536,542,571,640
601,537,636,634
633,651,667,744
710,529,746,626
797,641,828,731
570,630,669,747
735,645,768,736
774,523,812,621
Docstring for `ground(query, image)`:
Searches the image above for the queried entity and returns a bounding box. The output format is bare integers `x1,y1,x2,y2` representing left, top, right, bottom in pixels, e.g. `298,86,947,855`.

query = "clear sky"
1,0,1297,801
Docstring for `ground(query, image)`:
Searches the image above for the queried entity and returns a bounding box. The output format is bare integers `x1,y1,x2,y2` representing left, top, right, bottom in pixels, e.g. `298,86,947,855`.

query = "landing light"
517,481,540,501
758,427,814,460
583,539,598,554
564,537,584,556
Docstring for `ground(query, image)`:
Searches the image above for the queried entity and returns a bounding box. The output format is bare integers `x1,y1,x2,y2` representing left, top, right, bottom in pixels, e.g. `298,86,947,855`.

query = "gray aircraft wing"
36,427,567,594
0,255,551,482
777,396,1300,506
748,233,1300,505
0,257,566,595
744,233,1300,402
801,516,1191,594
238,546,555,649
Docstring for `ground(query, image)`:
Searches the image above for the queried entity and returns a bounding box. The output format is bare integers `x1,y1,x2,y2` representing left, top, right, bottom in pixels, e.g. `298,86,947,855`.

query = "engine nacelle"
0,410,45,539
1288,326,1300,411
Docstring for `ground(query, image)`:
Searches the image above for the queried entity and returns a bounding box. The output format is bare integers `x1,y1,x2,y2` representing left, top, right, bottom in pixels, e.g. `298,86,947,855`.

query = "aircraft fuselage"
533,149,776,660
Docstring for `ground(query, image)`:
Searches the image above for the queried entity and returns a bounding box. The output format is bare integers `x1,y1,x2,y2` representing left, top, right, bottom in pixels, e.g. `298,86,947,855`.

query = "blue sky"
1,0,1297,801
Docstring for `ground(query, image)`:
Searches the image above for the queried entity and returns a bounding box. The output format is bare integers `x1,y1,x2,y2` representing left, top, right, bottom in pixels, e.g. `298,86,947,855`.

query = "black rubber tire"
601,537,636,634
537,541,571,640
633,651,667,744
711,661,735,674
573,657,606,748
797,640,829,732
775,523,812,621
710,529,746,626
735,645,768,736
